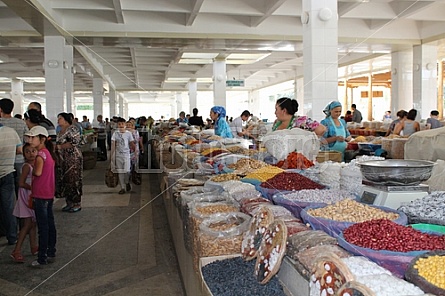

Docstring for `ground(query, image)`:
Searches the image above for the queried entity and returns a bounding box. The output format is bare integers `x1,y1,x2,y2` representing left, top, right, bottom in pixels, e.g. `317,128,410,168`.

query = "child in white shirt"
111,117,135,194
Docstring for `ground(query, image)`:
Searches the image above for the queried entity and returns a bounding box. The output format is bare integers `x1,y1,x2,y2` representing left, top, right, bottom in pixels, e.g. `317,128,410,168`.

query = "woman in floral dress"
55,113,83,213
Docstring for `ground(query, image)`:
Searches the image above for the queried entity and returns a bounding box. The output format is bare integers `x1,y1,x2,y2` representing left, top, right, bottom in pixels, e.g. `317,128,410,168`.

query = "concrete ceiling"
0,0,445,103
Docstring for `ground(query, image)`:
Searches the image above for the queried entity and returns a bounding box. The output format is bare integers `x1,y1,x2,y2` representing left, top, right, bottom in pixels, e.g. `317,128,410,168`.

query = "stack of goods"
275,152,314,170
200,147,229,158
259,171,325,200
188,202,239,256
286,230,338,279
339,219,445,277
239,196,272,216
197,212,250,270
301,199,405,237
227,158,269,175
398,192,445,225
210,173,240,182
273,189,356,219
243,166,284,183
310,253,425,296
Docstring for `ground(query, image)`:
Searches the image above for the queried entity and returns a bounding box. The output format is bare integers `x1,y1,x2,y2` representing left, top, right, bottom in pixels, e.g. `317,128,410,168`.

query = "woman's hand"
336,136,345,142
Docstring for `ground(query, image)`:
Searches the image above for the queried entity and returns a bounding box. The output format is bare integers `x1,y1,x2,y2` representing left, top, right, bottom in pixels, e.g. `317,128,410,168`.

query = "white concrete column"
295,77,305,115
44,36,65,123
391,50,413,114
93,78,103,119
170,97,177,119
118,95,124,118
176,92,183,117
302,0,338,121
188,79,197,114
124,102,129,119
213,59,227,107
108,89,117,117
248,90,261,118
10,79,24,116
64,45,74,113
413,44,438,119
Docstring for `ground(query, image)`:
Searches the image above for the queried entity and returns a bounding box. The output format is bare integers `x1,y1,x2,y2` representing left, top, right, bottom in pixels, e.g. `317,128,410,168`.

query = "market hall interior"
0,159,185,296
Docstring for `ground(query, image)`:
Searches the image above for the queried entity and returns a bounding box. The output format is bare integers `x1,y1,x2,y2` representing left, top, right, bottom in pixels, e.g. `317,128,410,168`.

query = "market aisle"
0,160,184,296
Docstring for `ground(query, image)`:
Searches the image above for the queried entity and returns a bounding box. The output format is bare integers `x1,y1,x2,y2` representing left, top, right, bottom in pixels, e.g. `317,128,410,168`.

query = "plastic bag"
195,212,251,270
426,159,445,191
262,128,320,161
300,204,408,238
337,233,426,278
293,245,351,270
286,230,337,256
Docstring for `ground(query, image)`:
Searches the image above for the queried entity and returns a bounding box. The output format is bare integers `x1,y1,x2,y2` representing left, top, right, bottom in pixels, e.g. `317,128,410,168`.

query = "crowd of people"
0,98,150,266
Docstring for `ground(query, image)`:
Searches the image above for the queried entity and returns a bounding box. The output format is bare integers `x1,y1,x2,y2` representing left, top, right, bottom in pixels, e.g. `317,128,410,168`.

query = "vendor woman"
210,106,233,138
272,97,326,136
320,101,352,160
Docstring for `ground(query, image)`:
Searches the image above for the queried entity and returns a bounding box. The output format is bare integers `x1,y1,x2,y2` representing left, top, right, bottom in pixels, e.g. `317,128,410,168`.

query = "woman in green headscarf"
210,106,233,138
320,101,352,159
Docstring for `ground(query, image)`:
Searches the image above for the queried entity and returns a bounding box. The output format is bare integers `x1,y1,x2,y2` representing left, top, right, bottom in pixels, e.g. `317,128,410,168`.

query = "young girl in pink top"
25,126,57,267
10,143,38,262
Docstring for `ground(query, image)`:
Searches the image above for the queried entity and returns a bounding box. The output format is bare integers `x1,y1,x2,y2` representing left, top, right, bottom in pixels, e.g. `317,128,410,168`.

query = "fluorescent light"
178,59,213,64
181,53,218,59
16,77,45,83
0,77,11,83
165,77,213,83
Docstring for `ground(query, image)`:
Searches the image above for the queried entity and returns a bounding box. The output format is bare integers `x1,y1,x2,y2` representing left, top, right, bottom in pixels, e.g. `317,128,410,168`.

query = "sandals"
10,251,25,263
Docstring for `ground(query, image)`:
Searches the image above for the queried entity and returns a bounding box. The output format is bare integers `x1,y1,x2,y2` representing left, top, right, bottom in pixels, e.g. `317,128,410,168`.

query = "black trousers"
97,138,107,160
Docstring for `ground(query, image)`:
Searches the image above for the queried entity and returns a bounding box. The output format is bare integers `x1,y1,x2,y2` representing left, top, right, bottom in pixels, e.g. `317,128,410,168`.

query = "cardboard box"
316,151,342,163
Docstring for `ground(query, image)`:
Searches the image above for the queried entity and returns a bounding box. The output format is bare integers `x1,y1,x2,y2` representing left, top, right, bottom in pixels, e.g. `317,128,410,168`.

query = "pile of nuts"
210,173,241,182
307,199,399,223
228,158,269,175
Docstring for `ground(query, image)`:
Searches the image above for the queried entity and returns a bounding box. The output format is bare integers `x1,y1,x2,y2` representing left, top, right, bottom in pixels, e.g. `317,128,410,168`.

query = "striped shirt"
0,117,28,163
0,125,21,178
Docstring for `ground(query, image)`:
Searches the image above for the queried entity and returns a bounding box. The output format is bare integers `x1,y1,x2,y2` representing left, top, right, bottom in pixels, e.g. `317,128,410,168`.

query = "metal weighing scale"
360,179,429,210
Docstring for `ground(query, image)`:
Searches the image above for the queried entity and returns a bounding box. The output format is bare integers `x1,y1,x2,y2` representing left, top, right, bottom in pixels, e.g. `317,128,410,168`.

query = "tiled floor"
0,159,185,296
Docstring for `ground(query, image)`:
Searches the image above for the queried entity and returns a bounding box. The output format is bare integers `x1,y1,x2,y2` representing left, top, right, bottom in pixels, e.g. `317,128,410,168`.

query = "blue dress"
214,117,233,138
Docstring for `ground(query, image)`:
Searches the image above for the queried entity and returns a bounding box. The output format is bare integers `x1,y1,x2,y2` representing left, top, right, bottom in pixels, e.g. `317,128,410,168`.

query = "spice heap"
275,152,314,169
260,172,324,191
244,166,284,182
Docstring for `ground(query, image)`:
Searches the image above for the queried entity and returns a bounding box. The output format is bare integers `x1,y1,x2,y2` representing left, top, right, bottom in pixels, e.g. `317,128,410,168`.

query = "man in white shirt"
0,124,21,245
230,110,251,138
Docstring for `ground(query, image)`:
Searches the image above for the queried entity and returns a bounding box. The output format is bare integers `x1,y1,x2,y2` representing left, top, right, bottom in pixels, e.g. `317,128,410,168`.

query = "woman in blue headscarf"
320,101,352,160
210,106,233,138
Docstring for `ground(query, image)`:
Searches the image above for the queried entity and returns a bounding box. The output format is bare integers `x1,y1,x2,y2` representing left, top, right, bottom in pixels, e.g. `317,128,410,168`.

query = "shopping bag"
105,167,119,188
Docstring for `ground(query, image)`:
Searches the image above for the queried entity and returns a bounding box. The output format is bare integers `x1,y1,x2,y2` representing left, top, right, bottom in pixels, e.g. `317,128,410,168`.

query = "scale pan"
359,159,435,186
